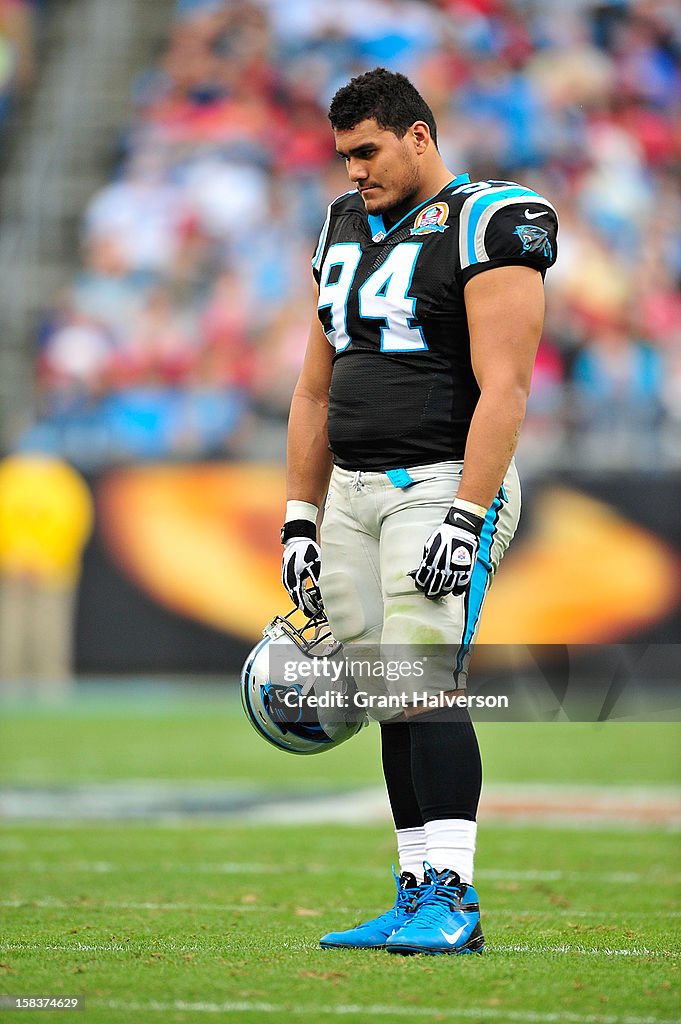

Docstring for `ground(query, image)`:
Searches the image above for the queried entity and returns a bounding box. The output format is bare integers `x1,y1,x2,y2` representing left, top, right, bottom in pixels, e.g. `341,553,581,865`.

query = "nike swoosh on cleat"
440,924,466,945
524,209,548,219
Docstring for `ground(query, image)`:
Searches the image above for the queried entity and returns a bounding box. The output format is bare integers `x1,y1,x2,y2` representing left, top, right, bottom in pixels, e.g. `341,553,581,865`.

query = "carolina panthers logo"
514,224,552,259
262,682,302,725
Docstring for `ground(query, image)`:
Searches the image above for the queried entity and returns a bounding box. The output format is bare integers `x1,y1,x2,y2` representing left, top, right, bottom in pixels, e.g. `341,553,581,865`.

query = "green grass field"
0,689,679,1024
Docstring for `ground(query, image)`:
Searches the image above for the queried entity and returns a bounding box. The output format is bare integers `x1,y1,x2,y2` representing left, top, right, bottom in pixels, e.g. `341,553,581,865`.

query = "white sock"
424,818,477,884
395,826,427,881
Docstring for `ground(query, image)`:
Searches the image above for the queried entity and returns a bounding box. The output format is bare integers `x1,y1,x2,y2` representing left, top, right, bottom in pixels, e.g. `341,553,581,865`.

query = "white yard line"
2,898,680,919
0,899,263,912
95,999,681,1023
493,943,677,958
0,939,677,960
0,860,279,874
0,861,679,886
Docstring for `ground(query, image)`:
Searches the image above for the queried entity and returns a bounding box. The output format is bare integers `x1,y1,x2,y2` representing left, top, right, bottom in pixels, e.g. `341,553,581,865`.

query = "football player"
281,68,558,955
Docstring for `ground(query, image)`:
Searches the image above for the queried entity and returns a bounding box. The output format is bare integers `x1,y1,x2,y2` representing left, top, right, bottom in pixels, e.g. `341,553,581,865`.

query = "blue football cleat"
320,869,421,949
385,863,484,955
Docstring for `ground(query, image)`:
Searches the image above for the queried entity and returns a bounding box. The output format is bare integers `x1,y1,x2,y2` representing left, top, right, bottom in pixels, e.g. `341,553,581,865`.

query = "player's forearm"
286,390,333,507
457,383,528,510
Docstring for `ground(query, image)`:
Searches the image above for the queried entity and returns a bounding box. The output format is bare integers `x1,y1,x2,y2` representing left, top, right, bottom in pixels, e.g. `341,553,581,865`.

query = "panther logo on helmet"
240,609,367,755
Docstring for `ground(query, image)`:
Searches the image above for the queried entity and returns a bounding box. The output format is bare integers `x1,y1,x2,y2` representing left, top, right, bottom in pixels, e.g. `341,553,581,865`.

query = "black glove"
281,519,323,617
409,507,484,600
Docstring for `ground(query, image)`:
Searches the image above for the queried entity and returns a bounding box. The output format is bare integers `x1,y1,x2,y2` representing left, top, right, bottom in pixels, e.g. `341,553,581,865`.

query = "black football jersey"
311,174,558,471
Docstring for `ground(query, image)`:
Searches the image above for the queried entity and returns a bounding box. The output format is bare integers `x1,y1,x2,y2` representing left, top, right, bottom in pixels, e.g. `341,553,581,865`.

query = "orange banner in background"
96,463,681,647
99,463,286,642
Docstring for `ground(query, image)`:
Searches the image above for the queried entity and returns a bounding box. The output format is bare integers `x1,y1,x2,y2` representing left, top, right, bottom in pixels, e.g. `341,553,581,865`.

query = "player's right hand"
408,507,484,600
281,523,323,617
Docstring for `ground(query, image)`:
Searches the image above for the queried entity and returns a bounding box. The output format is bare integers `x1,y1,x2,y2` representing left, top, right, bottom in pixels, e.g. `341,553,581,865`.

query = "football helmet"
240,609,367,755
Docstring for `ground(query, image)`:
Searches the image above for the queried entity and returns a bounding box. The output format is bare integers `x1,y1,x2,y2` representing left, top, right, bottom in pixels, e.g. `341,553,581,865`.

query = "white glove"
409,507,484,600
281,521,323,617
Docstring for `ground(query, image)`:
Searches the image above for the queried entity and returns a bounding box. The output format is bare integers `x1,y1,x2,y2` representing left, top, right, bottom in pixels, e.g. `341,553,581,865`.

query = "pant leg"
319,467,383,645
454,460,521,685
378,461,520,847
378,460,521,690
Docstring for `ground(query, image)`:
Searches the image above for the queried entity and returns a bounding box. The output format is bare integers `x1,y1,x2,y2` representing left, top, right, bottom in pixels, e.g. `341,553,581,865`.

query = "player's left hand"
408,507,485,600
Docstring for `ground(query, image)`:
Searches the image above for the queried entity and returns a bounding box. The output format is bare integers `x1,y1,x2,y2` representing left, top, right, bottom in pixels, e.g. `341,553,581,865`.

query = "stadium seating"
19,0,681,468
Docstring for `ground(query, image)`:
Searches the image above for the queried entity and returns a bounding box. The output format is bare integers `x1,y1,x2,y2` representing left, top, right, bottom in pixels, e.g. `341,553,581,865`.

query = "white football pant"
319,459,521,706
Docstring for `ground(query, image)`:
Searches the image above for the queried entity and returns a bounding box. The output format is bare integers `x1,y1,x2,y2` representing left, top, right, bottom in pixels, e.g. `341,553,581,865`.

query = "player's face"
334,119,421,216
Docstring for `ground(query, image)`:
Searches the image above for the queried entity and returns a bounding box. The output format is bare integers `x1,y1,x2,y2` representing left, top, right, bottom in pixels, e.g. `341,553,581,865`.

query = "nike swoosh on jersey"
524,209,548,220
440,924,467,945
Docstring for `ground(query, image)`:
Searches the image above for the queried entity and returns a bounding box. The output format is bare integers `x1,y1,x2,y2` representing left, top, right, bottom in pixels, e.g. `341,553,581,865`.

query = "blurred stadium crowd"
15,0,681,469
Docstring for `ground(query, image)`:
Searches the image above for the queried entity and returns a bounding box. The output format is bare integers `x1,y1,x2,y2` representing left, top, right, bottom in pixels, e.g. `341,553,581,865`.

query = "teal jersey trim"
368,213,386,238
456,494,503,677
448,172,471,189
465,186,537,267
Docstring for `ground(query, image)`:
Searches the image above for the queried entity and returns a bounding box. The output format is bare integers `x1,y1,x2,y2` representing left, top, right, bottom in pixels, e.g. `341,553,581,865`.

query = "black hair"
328,67,438,146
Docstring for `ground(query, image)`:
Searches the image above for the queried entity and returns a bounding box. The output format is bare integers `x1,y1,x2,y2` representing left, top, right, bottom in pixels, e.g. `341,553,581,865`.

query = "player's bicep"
464,264,545,394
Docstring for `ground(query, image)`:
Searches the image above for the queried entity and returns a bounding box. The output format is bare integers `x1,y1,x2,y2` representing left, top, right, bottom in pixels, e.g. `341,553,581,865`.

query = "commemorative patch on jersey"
514,223,553,259
411,202,450,235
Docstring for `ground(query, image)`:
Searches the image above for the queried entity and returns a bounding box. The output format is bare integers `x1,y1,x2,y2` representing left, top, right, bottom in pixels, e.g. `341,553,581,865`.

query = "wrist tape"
285,500,318,524
452,497,488,518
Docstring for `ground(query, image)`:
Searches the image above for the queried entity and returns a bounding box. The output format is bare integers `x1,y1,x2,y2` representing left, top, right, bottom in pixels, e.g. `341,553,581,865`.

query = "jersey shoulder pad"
456,180,558,274
311,189,360,272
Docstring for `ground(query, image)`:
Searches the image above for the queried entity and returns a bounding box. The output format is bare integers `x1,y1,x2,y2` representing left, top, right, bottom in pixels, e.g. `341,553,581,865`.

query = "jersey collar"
366,173,471,242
